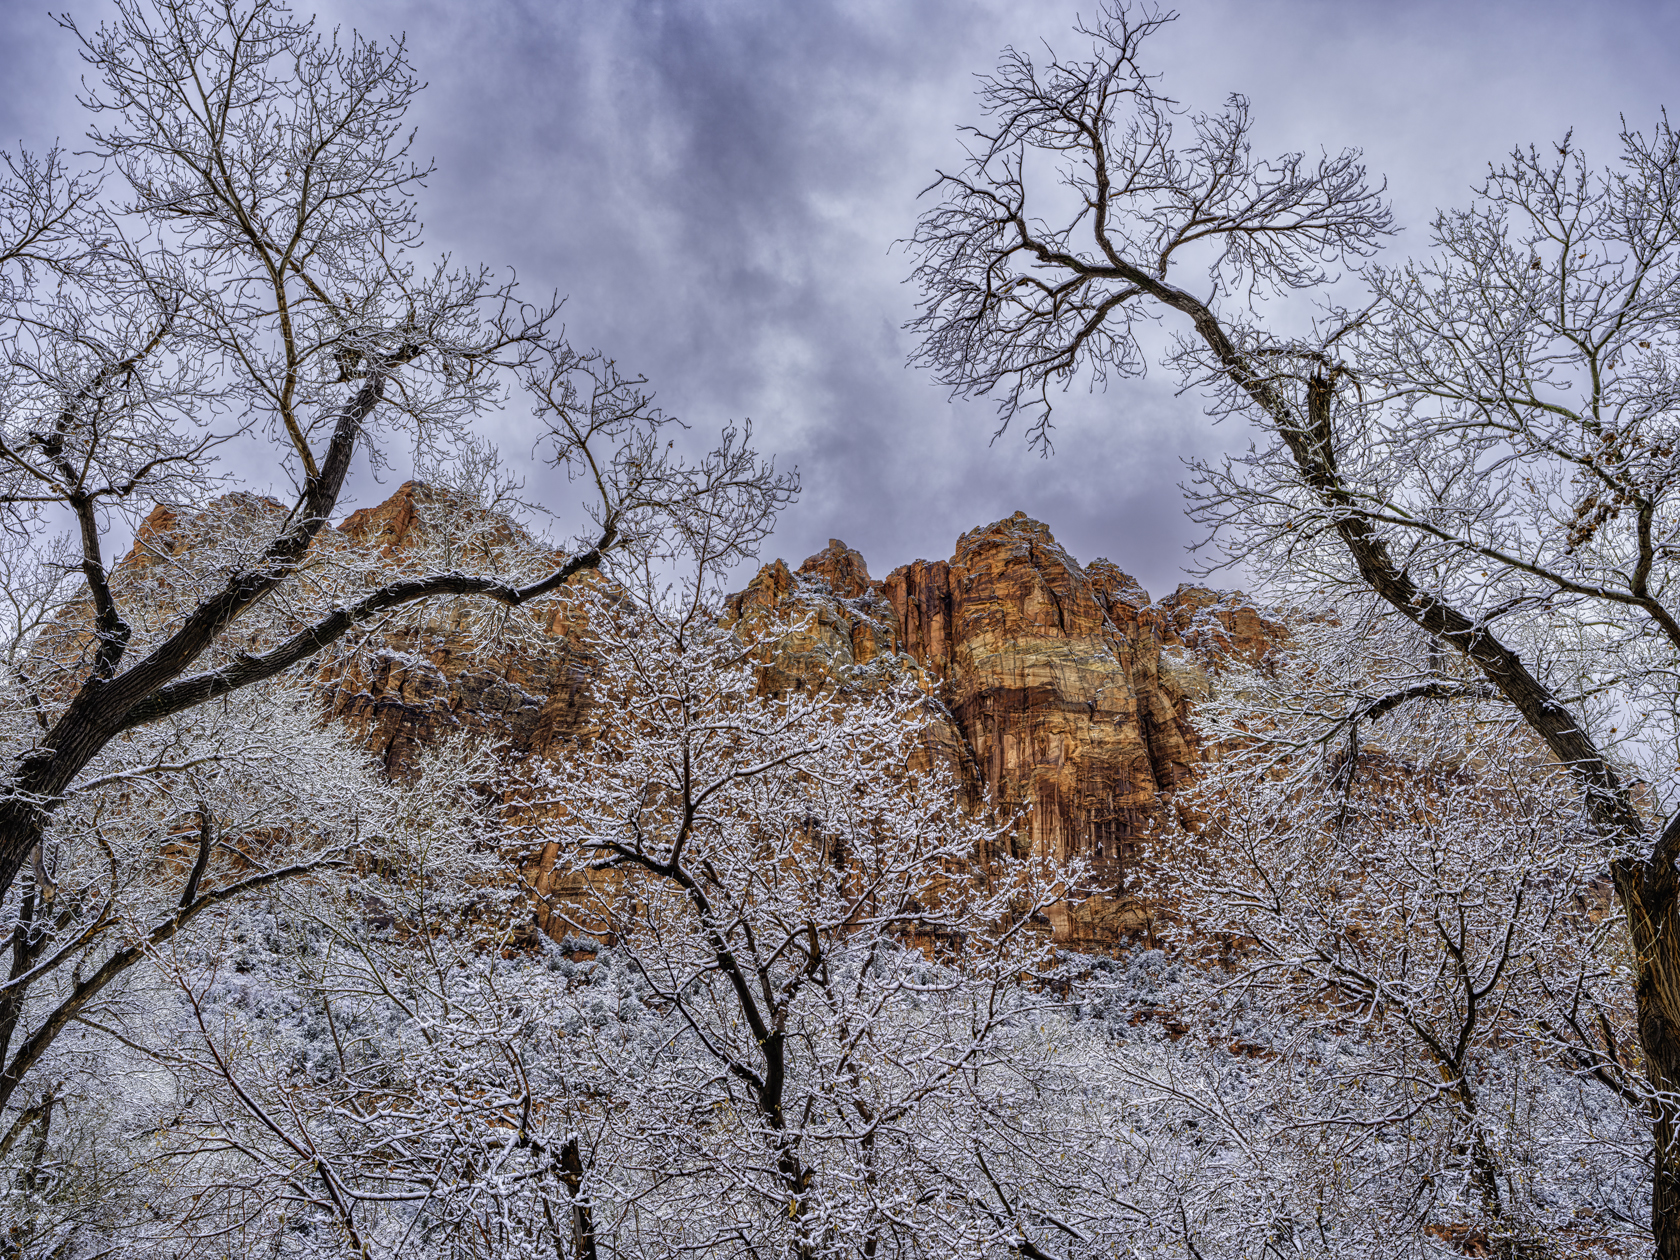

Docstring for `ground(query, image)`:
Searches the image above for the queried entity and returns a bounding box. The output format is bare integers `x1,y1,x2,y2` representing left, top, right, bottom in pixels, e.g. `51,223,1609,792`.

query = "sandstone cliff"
720,511,1280,945
92,486,1280,949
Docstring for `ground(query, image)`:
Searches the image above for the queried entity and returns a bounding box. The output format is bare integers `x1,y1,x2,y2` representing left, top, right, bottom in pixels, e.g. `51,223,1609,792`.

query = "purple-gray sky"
4,0,1677,597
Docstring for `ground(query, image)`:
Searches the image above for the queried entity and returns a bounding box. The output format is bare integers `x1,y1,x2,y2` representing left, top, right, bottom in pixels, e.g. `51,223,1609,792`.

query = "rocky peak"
796,539,877,599
126,493,289,569
723,511,1284,947
1157,583,1282,668
338,480,437,553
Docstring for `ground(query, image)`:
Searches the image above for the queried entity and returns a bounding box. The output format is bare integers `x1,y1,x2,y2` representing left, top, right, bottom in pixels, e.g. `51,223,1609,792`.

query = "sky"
3,0,1678,598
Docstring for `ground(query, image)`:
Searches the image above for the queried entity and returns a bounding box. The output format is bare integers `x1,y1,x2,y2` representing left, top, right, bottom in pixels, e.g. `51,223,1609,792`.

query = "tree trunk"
1645,1033,1680,1260
1618,856,1680,1260
558,1137,598,1260
1228,359,1680,1254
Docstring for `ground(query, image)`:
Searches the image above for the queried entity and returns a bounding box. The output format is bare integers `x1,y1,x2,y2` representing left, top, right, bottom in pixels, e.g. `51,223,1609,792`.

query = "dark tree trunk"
1620,856,1680,1260
558,1137,598,1260
1171,304,1680,1254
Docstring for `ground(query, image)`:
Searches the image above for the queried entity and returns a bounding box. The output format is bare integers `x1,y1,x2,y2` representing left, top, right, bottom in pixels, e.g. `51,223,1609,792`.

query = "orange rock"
796,539,876,600
98,489,1283,950
724,513,1283,948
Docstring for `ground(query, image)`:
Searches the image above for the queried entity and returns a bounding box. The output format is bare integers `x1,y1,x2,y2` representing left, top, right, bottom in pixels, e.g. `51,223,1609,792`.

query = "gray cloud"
4,0,1677,597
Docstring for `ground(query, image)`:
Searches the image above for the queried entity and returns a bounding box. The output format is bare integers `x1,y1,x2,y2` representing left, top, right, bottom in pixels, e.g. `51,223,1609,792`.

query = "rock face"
322,484,596,777
326,496,1282,947
98,487,1280,949
723,511,1281,947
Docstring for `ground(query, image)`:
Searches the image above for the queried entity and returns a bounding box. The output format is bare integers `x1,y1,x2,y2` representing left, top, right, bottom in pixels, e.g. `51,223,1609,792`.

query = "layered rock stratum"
109,485,1281,948
721,511,1278,944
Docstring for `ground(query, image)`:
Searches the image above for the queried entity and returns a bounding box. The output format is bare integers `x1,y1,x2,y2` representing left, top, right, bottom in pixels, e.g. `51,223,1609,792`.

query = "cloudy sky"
3,0,1677,596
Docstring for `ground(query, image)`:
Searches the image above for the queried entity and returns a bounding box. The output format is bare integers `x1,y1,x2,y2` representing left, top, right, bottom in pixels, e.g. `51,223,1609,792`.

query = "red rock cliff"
724,511,1281,945
98,489,1279,948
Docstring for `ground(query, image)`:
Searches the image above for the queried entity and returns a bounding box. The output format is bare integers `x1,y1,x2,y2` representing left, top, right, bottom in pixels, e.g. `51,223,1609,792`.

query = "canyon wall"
115,485,1280,948
721,510,1278,945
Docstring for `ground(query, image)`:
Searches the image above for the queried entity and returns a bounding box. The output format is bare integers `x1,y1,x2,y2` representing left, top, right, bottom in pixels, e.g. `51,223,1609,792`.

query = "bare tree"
124,591,1069,1258
0,0,795,1186
906,2,1680,1248
529,589,1070,1259
0,0,793,909
1157,614,1643,1253
0,679,393,1257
